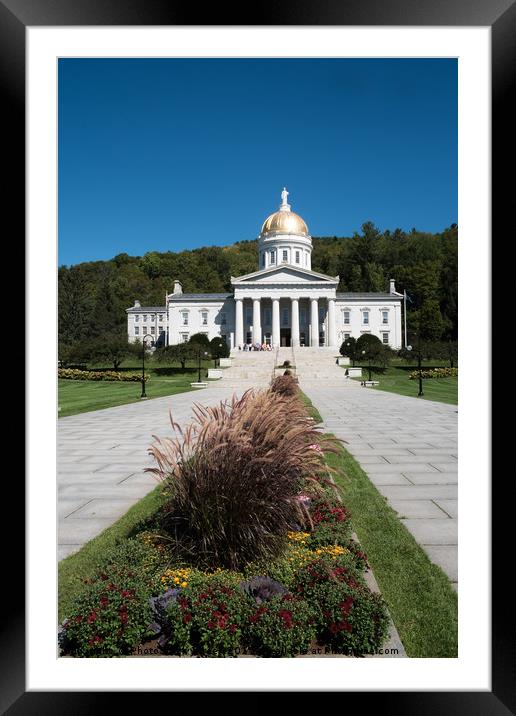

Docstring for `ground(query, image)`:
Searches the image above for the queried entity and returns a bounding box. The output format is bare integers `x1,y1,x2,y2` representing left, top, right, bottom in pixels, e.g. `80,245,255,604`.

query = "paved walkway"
58,387,242,560
300,380,458,589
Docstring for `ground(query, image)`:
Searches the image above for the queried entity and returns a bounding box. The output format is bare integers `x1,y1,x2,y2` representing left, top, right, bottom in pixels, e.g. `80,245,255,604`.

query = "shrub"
409,367,458,380
60,550,156,656
270,373,298,397
58,368,146,382
309,520,352,546
292,556,389,655
165,576,252,656
310,496,353,532
147,389,333,570
245,593,317,657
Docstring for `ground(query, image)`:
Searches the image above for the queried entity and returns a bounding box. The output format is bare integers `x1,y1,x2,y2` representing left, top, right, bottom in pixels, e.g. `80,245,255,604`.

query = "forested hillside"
59,222,457,346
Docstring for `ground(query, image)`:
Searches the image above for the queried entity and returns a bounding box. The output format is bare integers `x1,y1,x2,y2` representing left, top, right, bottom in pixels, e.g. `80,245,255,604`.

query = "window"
300,308,306,324
143,326,148,335
295,250,300,264
143,315,147,322
246,308,252,325
180,333,189,342
270,250,276,265
282,308,289,326
201,311,208,326
344,333,350,341
134,326,140,335
246,331,252,344
319,308,325,322
134,314,139,322
382,332,389,344
264,309,271,325
159,314,163,322
181,311,189,326
282,249,288,263
220,312,227,326
150,326,156,335
363,311,369,325
382,311,389,324
159,326,164,334
343,311,350,325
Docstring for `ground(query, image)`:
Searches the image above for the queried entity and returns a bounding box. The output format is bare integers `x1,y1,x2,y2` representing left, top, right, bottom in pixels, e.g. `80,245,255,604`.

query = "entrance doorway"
280,329,291,347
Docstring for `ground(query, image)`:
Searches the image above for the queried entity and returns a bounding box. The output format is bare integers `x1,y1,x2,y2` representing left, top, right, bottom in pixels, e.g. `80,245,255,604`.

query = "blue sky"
58,58,457,266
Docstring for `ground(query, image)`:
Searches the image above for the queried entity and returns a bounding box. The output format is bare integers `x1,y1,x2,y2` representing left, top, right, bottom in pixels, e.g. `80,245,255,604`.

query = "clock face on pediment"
232,265,338,286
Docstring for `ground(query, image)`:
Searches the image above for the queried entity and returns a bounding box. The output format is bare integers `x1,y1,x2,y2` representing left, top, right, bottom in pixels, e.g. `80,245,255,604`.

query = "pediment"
232,266,338,286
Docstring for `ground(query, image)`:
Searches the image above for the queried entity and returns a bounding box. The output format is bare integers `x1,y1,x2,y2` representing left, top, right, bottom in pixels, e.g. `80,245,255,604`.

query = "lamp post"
140,334,153,398
407,344,424,397
362,349,372,381
346,341,355,367
198,348,209,383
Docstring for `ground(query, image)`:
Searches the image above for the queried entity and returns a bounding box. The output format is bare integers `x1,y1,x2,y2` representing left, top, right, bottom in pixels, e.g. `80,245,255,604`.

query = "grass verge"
347,361,458,405
325,441,458,657
58,483,167,621
298,391,323,424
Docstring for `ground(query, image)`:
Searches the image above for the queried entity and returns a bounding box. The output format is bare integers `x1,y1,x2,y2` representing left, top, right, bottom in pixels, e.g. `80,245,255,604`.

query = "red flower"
87,611,97,624
121,590,133,599
229,624,237,634
100,597,109,608
278,610,294,628
183,613,192,624
340,598,354,615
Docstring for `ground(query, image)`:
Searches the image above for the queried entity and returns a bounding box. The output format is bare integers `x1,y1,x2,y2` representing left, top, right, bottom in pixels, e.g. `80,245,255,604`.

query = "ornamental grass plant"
146,388,336,571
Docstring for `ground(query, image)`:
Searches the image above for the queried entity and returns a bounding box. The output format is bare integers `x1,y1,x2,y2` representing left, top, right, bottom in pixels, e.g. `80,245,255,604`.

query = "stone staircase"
214,348,276,388
293,346,358,387
210,345,358,390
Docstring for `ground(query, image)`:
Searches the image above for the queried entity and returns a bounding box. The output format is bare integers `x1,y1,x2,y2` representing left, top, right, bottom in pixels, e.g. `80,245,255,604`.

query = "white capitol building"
127,189,403,350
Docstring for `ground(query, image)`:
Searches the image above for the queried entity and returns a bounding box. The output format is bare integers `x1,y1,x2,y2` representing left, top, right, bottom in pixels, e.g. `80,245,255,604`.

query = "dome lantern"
258,188,312,271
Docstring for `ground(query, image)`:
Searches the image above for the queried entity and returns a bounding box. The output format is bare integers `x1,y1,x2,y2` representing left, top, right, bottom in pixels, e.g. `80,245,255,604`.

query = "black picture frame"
5,0,507,709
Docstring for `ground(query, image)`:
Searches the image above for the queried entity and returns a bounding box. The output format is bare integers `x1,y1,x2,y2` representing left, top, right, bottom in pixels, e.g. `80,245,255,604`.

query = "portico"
232,286,339,349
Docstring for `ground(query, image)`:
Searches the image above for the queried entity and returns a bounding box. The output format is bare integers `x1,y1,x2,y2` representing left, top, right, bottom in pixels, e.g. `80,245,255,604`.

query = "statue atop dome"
280,187,290,212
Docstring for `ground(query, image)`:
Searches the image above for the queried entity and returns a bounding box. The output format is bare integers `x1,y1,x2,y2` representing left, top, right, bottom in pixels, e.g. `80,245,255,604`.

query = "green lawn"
58,358,214,417
349,360,458,405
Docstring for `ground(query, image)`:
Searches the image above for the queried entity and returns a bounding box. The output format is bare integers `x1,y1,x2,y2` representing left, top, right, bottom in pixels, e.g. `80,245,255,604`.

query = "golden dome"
261,210,309,237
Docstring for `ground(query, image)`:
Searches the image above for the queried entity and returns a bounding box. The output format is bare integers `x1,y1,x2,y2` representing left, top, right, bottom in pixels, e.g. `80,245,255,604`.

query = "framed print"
3,0,510,708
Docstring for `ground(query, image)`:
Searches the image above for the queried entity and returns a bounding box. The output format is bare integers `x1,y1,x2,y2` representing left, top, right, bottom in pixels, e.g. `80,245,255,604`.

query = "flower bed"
409,367,458,380
59,378,389,658
58,368,146,382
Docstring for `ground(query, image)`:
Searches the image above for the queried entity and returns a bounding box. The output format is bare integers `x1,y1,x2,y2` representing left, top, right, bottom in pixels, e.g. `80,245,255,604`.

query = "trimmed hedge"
409,367,458,380
58,368,147,382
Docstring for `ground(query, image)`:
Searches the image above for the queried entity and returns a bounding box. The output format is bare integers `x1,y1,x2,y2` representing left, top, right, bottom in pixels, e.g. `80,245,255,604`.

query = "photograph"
56,57,459,659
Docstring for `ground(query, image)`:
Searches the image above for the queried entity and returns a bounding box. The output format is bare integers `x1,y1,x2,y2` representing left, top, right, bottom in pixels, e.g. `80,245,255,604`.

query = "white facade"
127,190,403,350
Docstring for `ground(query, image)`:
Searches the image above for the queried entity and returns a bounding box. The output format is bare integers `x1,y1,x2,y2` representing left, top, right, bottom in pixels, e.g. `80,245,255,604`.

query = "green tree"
339,336,358,366
58,266,94,344
155,342,196,371
188,333,212,350
209,336,230,365
89,333,138,370
356,334,391,369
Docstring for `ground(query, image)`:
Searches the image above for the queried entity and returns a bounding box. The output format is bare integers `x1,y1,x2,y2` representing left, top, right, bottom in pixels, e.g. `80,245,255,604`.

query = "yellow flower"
181,581,188,588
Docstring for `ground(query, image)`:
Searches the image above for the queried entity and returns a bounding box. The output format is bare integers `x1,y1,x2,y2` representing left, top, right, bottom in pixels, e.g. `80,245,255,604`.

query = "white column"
291,298,300,347
272,298,280,347
328,298,336,348
252,298,262,345
310,298,319,347
235,299,244,347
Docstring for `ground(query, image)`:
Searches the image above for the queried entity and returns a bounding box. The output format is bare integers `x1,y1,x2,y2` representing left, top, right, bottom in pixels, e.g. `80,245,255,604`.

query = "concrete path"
58,387,242,560
300,381,458,589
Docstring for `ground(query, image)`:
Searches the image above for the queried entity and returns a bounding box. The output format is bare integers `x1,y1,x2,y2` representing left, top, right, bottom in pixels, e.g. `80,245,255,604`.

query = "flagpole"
404,289,408,348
